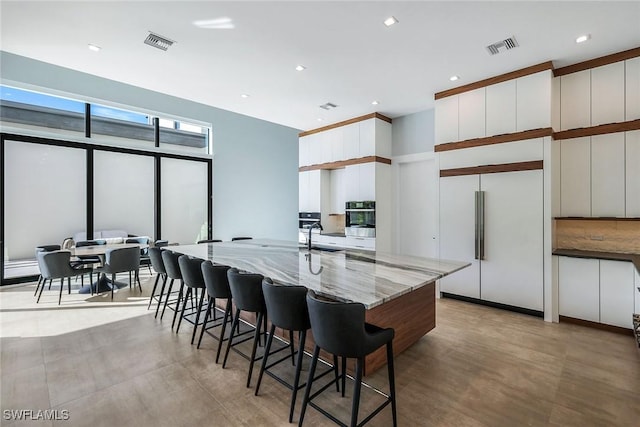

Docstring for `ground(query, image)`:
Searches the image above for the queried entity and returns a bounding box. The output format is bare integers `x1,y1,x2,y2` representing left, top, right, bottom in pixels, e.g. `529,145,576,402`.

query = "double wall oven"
299,212,321,230
345,201,375,237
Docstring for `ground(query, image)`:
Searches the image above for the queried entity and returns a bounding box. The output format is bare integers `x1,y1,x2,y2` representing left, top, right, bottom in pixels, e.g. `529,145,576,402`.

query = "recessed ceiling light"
384,16,399,27
371,100,379,105
449,75,460,82
576,34,591,43
317,118,323,122
295,65,307,71
88,44,101,52
241,94,250,98
193,17,235,29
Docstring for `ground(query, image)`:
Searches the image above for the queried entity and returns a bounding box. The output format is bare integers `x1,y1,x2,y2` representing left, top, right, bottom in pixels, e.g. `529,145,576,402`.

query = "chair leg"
289,330,296,365
387,341,398,427
90,272,94,295
171,282,184,329
58,278,64,305
68,276,71,294
155,275,168,318
111,274,116,300
34,276,42,296
136,270,142,292
350,358,364,427
148,274,161,310
289,330,307,423
128,271,132,289
216,299,232,364
160,279,175,320
223,309,242,368
298,345,321,427
197,297,213,349
190,289,206,345
247,311,264,388
254,323,276,396
341,356,347,397
176,287,192,333
37,279,46,303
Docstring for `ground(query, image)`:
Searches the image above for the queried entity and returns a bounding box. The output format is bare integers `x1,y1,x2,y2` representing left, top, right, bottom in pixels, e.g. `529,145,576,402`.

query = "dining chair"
126,236,151,274
33,244,61,297
71,239,106,292
95,246,141,300
36,250,92,305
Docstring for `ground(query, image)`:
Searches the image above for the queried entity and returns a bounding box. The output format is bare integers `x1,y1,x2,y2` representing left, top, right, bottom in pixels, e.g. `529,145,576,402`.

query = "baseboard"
440,292,544,318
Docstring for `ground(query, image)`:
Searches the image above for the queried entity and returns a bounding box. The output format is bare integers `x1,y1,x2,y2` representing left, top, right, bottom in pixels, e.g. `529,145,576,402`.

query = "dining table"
72,242,148,294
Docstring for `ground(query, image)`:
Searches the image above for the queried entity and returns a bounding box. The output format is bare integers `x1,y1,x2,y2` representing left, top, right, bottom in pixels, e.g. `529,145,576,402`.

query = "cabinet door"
591,133,625,217
480,169,544,311
600,260,634,328
517,71,551,131
439,175,480,299
358,162,376,201
486,80,516,136
331,128,345,163
458,88,486,140
320,129,333,164
308,170,321,212
359,119,376,157
299,171,309,212
435,95,459,144
635,267,640,314
344,165,359,202
626,130,640,217
308,133,322,166
345,236,375,251
558,257,600,322
560,70,591,130
343,123,360,160
626,57,640,121
330,168,346,214
375,119,392,158
299,137,310,167
591,62,625,126
560,137,591,217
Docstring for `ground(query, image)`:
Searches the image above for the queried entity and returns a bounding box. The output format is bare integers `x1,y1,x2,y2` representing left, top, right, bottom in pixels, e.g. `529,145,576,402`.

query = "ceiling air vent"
144,32,175,51
319,102,338,110
486,36,519,55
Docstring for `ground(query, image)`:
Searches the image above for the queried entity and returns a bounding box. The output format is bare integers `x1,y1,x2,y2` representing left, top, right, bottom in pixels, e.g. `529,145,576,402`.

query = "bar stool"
299,290,397,427
147,247,167,317
222,268,268,388
197,261,233,363
160,250,184,328
255,278,340,423
176,255,207,344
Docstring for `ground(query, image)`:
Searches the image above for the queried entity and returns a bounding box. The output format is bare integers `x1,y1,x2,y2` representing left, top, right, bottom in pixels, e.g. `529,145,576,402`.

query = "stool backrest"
306,290,367,358
178,255,206,289
148,247,166,274
104,247,140,273
227,268,265,312
262,278,310,331
161,250,182,280
201,261,231,299
40,250,74,280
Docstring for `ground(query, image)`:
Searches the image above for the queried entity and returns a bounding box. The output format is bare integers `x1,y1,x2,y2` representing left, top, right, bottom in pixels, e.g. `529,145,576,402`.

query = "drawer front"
345,236,375,250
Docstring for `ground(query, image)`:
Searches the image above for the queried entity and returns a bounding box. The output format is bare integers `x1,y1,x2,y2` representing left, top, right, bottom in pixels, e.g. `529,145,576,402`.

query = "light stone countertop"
171,239,470,309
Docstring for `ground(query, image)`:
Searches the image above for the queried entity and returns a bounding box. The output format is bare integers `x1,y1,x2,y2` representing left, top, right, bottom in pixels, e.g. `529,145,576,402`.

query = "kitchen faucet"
308,222,323,250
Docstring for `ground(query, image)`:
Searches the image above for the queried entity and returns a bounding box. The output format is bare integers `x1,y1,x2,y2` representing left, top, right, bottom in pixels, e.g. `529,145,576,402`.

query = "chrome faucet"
307,222,323,250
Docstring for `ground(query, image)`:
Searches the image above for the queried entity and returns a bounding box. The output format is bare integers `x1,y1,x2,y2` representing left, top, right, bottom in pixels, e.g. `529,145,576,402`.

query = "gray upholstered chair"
95,246,141,300
126,236,151,274
36,250,92,305
33,244,61,297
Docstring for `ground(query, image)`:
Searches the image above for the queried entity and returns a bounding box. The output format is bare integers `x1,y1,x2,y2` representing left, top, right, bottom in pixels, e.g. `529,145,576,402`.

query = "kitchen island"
172,239,469,374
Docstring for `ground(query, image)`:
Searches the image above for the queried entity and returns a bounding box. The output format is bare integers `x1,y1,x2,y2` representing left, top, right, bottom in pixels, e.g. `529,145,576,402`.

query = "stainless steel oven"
345,201,375,237
299,212,321,230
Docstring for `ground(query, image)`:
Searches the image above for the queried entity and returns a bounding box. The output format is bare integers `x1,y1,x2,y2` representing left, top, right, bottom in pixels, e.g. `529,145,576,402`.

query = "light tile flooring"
1,273,639,426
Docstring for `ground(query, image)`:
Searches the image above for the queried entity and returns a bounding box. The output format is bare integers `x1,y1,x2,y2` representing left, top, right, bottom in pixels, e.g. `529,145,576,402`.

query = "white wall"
0,51,300,243
391,109,435,156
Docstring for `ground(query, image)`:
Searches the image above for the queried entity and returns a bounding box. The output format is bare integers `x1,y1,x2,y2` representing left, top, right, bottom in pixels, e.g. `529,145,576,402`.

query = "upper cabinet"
458,88,486,141
486,80,516,136
626,57,640,121
435,95,459,144
591,62,625,126
517,71,552,131
560,69,591,130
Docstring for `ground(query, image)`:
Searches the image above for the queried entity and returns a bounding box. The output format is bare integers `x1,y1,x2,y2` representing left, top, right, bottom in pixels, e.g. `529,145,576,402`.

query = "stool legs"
247,311,264,387
387,341,397,426
298,345,321,427
160,279,175,320
350,358,363,427
289,330,307,423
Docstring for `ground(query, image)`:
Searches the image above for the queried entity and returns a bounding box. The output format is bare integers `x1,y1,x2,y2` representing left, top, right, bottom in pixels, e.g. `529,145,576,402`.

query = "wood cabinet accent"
559,316,634,335
298,112,392,137
439,160,543,178
553,46,640,77
298,155,391,172
434,61,554,100
434,128,553,152
552,119,640,140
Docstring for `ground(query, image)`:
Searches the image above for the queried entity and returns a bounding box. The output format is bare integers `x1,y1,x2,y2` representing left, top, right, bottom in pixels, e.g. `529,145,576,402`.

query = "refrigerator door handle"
474,191,480,260
478,190,485,260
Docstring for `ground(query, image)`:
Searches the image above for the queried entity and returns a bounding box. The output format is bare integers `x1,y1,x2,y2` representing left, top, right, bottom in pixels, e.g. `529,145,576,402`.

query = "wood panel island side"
172,239,469,375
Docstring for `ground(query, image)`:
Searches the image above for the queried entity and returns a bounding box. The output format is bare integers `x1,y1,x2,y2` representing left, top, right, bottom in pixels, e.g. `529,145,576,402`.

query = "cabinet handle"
475,191,485,260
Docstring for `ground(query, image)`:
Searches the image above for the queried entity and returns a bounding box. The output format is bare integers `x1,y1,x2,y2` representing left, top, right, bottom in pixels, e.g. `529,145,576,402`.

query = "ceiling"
1,1,639,131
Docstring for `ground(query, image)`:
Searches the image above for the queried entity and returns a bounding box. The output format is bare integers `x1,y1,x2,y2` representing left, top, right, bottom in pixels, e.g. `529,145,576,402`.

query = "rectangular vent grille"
486,36,518,55
144,32,175,51
319,102,338,110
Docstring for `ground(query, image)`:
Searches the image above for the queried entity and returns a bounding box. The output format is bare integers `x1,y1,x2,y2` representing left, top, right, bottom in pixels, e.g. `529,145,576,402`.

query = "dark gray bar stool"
176,255,208,344
299,290,398,427
147,247,167,317
197,261,233,363
160,250,184,328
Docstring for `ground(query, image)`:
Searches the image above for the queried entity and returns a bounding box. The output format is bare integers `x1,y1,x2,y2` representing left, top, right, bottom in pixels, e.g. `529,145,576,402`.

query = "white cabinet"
439,169,544,310
342,122,360,160
635,268,640,314
298,170,321,212
560,137,591,217
435,95,459,144
626,130,640,217
600,260,635,328
344,163,376,202
486,80,516,136
299,136,310,167
359,119,376,157
308,133,322,166
626,57,640,121
558,257,600,322
329,168,346,214
560,70,591,130
458,88,486,140
591,133,625,217
591,62,625,126
517,71,552,131
344,165,359,202
374,119,393,159
345,236,375,251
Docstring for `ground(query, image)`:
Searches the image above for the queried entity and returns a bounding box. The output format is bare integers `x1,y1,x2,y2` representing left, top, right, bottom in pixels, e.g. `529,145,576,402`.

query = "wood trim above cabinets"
434,128,553,152
299,112,392,137
552,119,640,140
299,155,391,172
440,160,543,177
553,46,640,77
434,61,554,100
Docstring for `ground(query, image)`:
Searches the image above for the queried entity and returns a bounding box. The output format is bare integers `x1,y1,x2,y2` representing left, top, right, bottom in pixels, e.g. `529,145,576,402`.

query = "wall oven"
299,212,321,229
345,201,375,237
